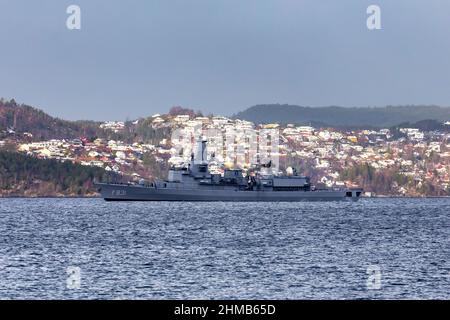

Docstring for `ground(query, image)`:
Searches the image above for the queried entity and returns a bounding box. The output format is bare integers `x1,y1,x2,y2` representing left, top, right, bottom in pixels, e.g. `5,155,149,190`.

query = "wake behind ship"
96,140,362,202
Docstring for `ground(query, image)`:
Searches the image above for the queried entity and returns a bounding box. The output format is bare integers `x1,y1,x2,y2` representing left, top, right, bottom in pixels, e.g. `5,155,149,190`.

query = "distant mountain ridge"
233,104,450,128
2,99,450,140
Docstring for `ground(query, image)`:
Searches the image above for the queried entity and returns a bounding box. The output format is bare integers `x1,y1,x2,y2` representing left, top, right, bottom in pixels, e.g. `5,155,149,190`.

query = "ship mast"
194,138,208,164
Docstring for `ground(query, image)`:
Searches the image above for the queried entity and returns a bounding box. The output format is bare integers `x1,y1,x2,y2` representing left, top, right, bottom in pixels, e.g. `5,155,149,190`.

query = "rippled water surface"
0,198,449,299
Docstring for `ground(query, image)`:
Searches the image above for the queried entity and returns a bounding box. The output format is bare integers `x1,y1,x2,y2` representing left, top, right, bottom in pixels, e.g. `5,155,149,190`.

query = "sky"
1,0,450,121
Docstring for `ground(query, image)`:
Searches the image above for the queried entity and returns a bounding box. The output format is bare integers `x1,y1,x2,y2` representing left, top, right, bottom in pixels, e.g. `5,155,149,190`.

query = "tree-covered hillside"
0,98,102,140
0,98,173,144
0,151,109,197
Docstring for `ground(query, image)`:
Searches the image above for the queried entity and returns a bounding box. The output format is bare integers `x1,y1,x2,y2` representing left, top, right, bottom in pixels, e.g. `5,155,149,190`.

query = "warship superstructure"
96,139,362,202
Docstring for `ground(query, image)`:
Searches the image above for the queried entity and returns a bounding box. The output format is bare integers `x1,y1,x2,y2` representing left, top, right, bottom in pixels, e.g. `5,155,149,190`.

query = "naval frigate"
96,139,362,202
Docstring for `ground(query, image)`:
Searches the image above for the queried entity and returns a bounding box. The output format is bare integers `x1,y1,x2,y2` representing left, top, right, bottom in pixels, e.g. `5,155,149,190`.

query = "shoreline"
1,195,449,199
0,195,101,199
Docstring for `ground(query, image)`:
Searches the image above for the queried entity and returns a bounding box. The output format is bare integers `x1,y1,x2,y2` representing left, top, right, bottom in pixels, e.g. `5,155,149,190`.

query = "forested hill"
0,99,101,140
0,99,171,143
233,104,450,128
0,151,108,197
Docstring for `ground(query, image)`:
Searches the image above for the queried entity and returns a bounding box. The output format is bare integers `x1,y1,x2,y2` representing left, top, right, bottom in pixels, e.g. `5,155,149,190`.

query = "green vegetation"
134,119,172,144
142,152,169,179
0,151,109,197
0,99,173,144
340,163,448,196
0,99,99,140
340,163,410,194
0,98,101,140
340,163,396,194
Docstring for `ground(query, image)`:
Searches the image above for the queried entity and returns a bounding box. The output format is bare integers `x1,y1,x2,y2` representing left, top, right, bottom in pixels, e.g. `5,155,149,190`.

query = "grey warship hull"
97,139,362,202
96,183,362,202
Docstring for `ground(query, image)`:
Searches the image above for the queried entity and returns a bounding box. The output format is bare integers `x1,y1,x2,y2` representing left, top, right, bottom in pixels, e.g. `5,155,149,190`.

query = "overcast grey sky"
1,0,450,120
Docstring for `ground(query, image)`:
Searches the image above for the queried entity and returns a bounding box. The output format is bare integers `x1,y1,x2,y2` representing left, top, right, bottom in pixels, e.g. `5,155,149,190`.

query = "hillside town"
2,111,450,197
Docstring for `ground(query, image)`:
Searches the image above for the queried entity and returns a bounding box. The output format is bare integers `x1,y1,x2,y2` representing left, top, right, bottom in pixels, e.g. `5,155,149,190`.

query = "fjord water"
0,198,448,299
